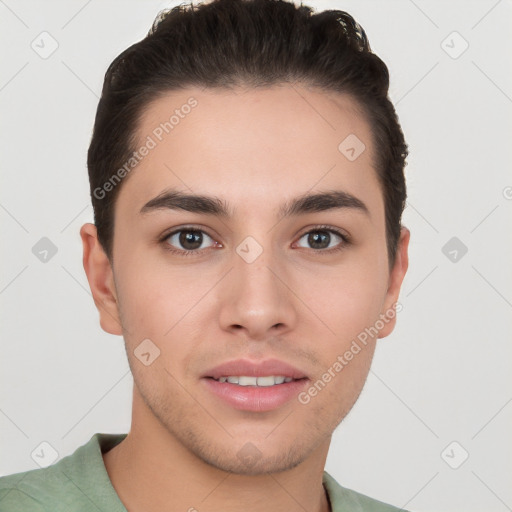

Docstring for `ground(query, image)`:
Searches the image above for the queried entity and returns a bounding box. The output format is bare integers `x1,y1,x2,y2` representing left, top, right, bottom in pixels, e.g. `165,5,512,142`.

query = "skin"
80,84,409,512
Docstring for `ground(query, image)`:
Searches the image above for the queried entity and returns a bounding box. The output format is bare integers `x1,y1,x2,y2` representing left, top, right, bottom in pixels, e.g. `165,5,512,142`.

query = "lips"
202,376,309,411
202,358,309,381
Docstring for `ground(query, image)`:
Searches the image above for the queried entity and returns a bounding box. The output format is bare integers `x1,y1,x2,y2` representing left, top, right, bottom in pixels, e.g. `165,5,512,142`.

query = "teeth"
216,375,296,386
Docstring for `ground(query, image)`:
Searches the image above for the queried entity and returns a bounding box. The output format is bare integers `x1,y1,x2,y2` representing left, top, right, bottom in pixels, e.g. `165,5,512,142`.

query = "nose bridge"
218,236,297,337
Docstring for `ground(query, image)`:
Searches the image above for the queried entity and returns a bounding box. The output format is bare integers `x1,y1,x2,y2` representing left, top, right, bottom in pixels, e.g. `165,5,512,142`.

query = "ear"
80,223,123,336
377,226,410,339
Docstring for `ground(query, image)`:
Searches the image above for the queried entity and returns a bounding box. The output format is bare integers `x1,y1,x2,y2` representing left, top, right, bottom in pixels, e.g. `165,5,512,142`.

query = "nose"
217,246,298,341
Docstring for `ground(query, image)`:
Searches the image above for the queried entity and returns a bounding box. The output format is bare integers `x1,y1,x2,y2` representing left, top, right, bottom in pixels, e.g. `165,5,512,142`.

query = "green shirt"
0,434,408,511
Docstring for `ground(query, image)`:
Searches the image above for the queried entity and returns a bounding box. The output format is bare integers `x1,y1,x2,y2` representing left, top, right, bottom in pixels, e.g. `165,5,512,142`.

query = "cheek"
304,259,388,342
297,325,376,430
299,274,381,418
113,253,219,347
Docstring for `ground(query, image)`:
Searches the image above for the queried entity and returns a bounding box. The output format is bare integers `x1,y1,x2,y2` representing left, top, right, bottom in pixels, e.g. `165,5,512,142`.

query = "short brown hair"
87,0,408,266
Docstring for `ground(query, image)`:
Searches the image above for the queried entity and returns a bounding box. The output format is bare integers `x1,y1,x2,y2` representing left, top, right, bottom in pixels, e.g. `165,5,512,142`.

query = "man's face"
91,84,408,475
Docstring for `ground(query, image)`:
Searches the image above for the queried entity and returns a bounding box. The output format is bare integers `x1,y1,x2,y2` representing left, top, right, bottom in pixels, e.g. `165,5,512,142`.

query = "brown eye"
165,229,216,252
296,228,347,251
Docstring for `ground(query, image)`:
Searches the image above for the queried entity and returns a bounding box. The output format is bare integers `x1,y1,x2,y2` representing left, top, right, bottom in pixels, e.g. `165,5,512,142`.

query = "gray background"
1,1,511,511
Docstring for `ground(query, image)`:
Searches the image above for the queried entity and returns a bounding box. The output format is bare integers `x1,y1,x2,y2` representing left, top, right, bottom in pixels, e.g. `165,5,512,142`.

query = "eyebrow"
140,188,369,218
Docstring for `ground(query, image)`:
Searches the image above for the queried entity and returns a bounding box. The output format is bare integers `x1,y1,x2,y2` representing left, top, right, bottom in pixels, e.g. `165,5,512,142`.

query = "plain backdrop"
1,1,511,511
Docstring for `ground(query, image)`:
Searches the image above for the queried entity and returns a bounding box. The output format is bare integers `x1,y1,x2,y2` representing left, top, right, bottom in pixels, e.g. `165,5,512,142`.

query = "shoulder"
0,464,63,512
323,470,410,512
0,433,127,512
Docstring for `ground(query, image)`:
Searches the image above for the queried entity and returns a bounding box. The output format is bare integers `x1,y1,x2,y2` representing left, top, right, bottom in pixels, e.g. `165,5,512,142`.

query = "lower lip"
202,377,309,412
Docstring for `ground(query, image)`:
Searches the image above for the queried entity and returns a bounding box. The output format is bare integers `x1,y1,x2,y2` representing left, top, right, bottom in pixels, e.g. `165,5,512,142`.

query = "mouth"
202,375,310,412
201,358,310,411
206,375,308,387
202,357,309,381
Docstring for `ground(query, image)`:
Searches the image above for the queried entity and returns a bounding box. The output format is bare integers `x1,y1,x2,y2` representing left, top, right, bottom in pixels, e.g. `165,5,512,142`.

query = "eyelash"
159,224,351,257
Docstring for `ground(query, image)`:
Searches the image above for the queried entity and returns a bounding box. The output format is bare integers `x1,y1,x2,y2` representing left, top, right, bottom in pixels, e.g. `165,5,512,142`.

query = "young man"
0,0,410,510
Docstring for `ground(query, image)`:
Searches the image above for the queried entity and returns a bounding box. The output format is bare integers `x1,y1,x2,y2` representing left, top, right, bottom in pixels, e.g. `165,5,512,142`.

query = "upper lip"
203,358,309,380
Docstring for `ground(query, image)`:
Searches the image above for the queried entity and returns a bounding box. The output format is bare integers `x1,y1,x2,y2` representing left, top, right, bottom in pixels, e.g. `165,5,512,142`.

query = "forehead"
118,84,382,219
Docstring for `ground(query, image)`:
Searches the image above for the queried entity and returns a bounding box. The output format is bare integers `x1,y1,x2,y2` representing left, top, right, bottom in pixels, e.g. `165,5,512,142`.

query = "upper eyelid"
296,224,348,237
162,225,216,240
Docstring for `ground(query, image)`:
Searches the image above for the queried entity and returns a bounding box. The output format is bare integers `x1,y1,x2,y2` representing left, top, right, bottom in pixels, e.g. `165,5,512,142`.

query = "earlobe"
80,223,123,336
378,226,410,339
